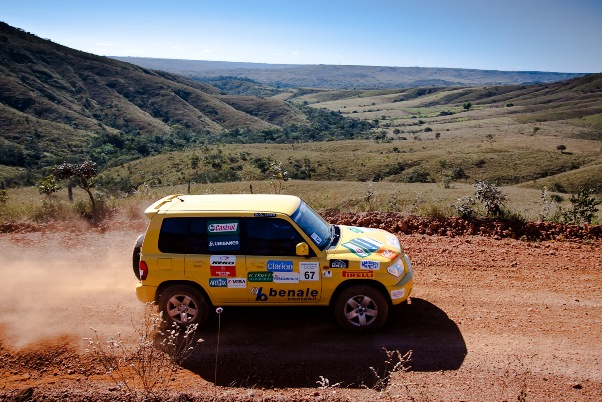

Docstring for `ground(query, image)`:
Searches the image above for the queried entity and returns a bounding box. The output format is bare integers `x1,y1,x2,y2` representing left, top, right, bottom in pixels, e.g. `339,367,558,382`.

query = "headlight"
387,258,404,277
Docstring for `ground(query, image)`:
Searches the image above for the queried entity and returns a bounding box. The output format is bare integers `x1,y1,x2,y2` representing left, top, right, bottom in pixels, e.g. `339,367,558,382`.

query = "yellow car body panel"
134,194,413,331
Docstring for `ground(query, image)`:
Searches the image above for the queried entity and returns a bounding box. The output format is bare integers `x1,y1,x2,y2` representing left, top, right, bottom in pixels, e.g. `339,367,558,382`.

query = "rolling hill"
112,56,587,90
0,22,307,173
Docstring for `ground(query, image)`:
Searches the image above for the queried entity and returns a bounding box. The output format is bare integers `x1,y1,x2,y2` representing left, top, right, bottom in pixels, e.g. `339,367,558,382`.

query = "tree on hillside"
463,102,472,111
556,144,567,154
53,161,98,211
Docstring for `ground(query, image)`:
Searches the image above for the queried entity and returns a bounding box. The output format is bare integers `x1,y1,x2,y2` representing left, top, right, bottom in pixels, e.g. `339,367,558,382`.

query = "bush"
452,196,476,219
556,188,601,224
474,180,507,216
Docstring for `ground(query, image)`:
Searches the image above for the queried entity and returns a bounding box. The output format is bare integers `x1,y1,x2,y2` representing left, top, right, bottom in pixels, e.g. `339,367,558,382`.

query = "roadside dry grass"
3,179,599,224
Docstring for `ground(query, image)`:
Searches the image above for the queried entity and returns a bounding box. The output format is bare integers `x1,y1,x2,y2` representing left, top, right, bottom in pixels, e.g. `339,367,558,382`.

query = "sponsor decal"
348,227,373,234
273,272,300,283
210,266,236,277
248,272,273,282
300,262,319,281
251,287,319,302
311,232,323,244
350,237,382,252
360,260,381,270
342,270,374,278
391,289,406,300
227,278,247,288
254,213,276,217
209,278,227,287
207,220,240,235
267,260,294,272
210,255,237,277
208,235,240,252
210,255,236,266
329,259,349,268
341,241,370,258
322,270,332,278
379,249,398,261
386,235,401,250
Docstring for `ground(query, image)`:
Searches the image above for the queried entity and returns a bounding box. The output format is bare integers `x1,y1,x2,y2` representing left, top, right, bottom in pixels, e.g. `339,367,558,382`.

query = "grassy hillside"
0,22,311,173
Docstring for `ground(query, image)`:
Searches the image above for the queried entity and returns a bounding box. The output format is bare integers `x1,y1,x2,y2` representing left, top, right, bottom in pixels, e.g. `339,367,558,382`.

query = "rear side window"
158,217,238,254
158,218,189,253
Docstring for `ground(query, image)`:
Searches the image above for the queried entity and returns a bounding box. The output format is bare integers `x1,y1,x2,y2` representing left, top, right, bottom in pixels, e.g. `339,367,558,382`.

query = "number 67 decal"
300,262,319,281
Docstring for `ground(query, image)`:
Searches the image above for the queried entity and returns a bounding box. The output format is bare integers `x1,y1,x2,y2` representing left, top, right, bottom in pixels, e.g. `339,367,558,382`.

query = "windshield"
291,201,332,251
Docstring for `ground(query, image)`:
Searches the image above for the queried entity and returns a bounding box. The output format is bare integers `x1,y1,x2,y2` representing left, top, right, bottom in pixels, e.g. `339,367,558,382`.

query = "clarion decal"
342,270,374,278
266,260,294,272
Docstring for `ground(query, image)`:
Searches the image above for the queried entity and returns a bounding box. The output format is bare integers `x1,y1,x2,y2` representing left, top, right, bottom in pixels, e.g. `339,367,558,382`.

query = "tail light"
139,261,149,280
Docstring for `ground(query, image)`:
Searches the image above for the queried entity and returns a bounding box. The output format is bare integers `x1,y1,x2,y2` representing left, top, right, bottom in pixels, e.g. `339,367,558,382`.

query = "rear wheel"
159,285,209,327
334,285,388,333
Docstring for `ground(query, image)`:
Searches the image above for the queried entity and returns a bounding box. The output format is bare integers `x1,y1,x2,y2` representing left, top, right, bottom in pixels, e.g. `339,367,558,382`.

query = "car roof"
145,194,302,218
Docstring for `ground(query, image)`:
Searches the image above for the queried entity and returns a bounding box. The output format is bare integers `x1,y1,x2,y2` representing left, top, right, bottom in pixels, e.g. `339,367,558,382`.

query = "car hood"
327,225,403,262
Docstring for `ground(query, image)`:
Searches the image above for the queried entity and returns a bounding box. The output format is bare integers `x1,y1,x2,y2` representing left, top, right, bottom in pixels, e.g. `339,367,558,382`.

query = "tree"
37,174,62,197
463,102,472,111
53,161,98,211
556,144,567,154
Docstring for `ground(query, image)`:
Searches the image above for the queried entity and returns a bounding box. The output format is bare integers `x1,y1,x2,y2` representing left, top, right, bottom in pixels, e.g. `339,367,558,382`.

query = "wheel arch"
155,280,214,307
329,279,391,308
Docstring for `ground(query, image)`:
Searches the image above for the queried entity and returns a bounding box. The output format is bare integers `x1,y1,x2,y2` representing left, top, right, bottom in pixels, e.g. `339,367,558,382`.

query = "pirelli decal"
342,270,374,278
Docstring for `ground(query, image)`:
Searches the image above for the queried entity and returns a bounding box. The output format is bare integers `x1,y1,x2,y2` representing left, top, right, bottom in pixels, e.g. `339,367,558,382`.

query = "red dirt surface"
0,218,601,401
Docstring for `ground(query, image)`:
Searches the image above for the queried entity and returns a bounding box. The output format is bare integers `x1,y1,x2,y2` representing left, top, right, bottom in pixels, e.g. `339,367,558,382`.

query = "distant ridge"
111,57,587,89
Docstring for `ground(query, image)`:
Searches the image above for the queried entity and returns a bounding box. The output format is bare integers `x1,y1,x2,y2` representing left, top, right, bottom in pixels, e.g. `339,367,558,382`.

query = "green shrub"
474,180,507,216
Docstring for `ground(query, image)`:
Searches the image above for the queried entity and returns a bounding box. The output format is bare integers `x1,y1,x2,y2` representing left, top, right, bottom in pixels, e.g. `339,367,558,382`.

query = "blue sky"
2,0,601,73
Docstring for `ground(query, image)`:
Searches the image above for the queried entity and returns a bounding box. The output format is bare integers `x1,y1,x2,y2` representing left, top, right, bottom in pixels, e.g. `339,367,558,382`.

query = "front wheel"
159,285,209,327
334,285,389,333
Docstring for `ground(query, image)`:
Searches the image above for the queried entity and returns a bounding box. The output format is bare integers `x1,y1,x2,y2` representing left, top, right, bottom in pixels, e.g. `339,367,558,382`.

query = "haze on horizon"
1,0,601,74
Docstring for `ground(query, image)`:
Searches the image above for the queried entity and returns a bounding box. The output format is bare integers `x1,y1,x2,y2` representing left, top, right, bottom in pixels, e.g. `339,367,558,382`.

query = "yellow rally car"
133,194,413,333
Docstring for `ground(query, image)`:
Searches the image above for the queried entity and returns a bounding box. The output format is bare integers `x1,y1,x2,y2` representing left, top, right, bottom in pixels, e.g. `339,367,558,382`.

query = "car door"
185,217,247,303
243,217,321,304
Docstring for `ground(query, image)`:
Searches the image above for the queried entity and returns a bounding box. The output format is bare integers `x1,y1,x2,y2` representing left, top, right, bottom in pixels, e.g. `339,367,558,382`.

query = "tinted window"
158,218,189,253
188,218,209,254
243,218,305,256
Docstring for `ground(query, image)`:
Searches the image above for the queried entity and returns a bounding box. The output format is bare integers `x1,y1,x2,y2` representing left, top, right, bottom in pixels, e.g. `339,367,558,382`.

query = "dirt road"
1,225,601,401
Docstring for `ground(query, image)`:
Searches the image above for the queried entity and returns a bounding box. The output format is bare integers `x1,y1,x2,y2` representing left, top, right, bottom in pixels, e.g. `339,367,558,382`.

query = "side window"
158,218,189,253
188,218,209,254
242,218,305,256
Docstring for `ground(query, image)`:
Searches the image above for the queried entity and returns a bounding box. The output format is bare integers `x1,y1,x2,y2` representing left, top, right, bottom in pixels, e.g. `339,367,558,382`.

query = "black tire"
334,285,389,333
159,285,209,327
132,234,145,280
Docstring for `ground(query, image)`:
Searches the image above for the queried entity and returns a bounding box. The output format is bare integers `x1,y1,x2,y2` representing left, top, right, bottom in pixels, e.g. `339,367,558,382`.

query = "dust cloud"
0,230,145,348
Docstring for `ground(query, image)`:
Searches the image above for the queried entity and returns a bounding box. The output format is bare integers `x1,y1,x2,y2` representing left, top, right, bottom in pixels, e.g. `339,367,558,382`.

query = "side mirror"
296,242,309,256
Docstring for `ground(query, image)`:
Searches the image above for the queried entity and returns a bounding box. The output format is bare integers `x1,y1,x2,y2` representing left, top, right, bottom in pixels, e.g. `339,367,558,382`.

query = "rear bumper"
136,283,158,303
